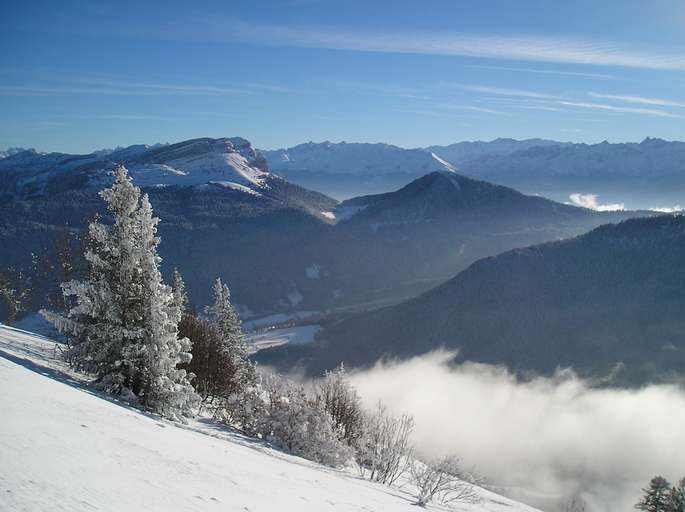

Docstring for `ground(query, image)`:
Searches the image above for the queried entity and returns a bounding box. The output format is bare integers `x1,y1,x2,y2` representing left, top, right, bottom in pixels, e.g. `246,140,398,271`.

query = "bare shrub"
178,313,226,408
409,455,480,507
0,267,31,325
562,494,588,512
358,401,414,485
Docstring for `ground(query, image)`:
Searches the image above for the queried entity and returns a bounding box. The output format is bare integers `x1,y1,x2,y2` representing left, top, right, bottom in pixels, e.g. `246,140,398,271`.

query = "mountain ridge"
0,137,651,318
259,137,685,205
257,214,685,386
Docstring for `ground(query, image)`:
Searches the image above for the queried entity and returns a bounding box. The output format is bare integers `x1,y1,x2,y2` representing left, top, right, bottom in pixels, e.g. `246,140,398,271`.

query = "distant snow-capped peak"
0,147,36,160
128,137,269,189
0,137,272,198
260,141,455,176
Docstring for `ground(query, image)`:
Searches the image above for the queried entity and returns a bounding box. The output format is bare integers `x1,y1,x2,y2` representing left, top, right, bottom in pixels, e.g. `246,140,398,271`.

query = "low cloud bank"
568,193,624,211
349,351,685,512
650,205,683,213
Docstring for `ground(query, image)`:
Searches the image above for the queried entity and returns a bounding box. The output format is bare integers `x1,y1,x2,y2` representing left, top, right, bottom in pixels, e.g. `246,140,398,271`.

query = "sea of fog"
348,351,685,512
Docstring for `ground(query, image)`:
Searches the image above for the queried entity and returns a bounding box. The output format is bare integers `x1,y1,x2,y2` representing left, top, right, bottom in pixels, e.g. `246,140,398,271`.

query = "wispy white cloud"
69,77,252,95
469,64,617,79
180,17,685,71
568,193,624,211
57,113,170,121
0,76,296,97
650,205,683,213
457,84,565,100
440,103,509,115
0,82,251,97
463,105,508,115
96,114,168,121
329,79,430,100
396,108,452,118
588,92,685,107
556,100,680,118
513,104,572,113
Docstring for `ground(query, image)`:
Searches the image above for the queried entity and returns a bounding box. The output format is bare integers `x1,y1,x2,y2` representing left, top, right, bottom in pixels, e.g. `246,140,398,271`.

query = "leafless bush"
562,495,587,512
0,268,30,325
409,455,480,507
358,401,415,485
178,313,229,409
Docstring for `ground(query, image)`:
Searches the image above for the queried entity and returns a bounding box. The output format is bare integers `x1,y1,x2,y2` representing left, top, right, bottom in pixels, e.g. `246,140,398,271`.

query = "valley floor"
0,325,540,512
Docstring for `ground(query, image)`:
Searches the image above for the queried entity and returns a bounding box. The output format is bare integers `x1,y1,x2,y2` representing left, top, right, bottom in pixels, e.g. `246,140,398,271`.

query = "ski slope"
0,325,541,512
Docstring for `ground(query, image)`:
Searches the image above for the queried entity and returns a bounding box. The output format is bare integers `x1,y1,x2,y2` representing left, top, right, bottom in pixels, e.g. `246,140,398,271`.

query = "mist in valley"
349,351,685,512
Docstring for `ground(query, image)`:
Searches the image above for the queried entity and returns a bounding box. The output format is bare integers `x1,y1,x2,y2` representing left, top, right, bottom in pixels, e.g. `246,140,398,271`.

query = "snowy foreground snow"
0,325,541,512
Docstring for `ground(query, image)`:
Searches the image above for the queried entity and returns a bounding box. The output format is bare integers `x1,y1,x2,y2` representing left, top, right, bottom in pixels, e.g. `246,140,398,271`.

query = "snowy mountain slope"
0,325,541,512
0,135,337,223
262,141,455,176
262,137,685,206
428,138,685,209
0,137,271,198
129,137,269,188
424,138,566,166
0,137,340,314
448,138,685,179
0,147,31,159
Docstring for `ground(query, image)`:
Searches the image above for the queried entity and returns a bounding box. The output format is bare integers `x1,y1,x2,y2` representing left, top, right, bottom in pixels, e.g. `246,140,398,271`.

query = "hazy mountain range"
260,141,456,199
9,137,685,210
263,137,685,210
0,137,644,318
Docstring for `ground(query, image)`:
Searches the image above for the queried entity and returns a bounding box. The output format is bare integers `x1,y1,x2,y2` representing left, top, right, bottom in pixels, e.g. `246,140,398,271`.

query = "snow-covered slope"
0,137,270,198
129,137,268,188
451,138,685,179
0,147,31,159
424,138,566,167
262,141,455,176
427,138,685,209
260,141,456,199
0,325,541,512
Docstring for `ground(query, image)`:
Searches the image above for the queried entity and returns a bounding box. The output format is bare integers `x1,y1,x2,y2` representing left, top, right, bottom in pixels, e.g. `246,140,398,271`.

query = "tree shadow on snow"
0,349,168,423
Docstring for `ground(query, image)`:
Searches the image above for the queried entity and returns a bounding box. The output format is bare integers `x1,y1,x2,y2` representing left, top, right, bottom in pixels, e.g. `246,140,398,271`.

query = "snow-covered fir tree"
171,268,188,315
636,476,672,512
670,479,685,512
208,277,254,395
42,165,198,419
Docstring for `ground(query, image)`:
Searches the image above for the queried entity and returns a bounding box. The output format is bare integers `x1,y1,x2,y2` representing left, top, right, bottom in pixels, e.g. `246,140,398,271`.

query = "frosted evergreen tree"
209,277,255,395
670,478,685,512
636,476,672,512
211,278,241,342
131,195,198,418
42,165,198,419
171,268,188,315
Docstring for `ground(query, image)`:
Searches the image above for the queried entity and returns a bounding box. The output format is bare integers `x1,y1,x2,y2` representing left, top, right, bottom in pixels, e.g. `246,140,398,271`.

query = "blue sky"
2,0,685,153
